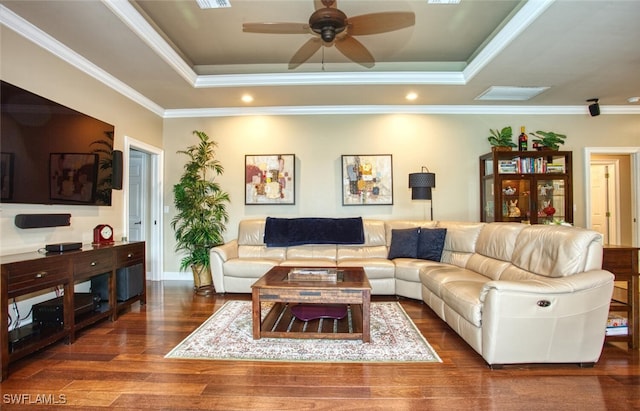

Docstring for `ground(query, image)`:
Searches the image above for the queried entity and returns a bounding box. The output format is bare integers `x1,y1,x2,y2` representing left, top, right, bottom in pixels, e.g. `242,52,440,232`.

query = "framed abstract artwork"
341,154,393,205
245,154,295,205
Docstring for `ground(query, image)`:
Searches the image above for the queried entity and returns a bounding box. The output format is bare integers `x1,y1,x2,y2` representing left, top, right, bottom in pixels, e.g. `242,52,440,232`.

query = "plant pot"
191,264,215,296
492,146,513,152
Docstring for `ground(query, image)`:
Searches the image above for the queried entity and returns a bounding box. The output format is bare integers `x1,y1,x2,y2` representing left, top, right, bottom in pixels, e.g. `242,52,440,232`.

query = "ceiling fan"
242,0,415,69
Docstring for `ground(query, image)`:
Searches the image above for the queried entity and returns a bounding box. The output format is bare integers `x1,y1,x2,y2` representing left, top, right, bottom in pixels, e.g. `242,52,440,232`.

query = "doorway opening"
584,147,639,247
123,136,164,281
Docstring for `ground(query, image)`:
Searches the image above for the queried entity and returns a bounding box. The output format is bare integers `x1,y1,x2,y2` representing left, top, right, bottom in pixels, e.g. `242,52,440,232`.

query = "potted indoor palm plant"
487,126,517,151
171,130,230,295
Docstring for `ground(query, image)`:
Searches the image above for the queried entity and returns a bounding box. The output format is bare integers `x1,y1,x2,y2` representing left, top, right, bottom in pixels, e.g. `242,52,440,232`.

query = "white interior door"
589,160,619,245
124,136,164,282
128,150,147,242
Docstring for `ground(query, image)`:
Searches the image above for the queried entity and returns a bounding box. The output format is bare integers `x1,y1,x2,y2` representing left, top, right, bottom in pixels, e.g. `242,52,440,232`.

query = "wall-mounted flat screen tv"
1,80,115,206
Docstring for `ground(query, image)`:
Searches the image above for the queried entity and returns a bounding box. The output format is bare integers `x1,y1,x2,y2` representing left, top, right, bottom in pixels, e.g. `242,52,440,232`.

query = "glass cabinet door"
535,178,567,224
482,178,495,222
501,178,531,223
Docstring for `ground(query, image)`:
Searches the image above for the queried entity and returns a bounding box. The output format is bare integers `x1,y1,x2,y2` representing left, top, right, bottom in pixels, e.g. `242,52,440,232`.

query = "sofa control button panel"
537,300,551,307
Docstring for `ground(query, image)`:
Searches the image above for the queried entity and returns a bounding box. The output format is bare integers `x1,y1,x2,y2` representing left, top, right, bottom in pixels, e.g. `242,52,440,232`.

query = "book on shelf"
607,314,628,328
605,326,628,336
498,160,518,174
546,163,565,173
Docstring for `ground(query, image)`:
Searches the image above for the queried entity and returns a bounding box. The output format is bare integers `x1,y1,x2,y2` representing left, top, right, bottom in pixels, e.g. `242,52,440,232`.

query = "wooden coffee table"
251,266,371,342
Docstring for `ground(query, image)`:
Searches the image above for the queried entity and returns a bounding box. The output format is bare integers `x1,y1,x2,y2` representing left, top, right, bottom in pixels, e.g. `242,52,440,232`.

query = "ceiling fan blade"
348,12,415,36
243,22,309,34
334,35,375,68
289,38,322,69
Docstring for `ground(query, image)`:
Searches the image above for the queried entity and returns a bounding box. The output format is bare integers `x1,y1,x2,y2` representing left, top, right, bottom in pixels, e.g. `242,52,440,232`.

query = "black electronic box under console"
32,293,100,328
45,242,82,253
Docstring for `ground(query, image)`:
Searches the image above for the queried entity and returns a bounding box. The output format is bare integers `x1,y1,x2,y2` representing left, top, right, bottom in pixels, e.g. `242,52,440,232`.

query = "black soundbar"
15,214,71,229
45,242,82,253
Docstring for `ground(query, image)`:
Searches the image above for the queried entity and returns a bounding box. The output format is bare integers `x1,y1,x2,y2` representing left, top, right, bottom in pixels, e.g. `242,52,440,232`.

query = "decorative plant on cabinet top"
487,126,517,151
529,130,567,150
171,130,230,295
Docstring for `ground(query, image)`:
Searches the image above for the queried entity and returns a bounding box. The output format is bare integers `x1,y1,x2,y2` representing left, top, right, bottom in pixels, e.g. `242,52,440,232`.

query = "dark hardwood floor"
1,281,638,410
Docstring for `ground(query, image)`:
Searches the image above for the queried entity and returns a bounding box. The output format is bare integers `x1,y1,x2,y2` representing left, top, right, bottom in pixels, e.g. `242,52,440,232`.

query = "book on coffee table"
288,268,338,282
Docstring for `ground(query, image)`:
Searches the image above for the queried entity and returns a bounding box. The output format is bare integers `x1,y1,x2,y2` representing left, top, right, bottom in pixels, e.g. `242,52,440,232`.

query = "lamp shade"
408,172,436,200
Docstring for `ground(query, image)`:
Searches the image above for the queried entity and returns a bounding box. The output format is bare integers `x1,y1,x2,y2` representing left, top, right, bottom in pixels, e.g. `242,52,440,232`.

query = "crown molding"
163,104,640,118
194,71,466,87
102,0,197,85
464,0,555,81
0,5,165,117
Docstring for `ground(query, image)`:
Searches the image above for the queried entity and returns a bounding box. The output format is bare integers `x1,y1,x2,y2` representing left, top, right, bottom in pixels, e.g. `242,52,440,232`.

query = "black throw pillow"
417,228,447,262
388,227,420,259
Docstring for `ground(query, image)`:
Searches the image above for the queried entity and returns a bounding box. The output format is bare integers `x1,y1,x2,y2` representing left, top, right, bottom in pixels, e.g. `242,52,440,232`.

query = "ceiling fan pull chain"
322,47,325,71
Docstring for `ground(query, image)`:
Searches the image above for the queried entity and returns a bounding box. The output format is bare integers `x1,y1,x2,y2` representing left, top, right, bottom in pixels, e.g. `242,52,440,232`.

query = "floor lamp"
408,167,436,220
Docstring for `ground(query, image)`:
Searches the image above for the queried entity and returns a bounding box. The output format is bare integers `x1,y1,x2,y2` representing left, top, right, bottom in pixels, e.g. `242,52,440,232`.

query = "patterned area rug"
166,301,441,363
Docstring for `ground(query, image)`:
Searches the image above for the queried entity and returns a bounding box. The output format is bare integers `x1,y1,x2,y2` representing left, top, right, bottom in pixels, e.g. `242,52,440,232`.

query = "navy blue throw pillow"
417,228,447,262
388,227,420,259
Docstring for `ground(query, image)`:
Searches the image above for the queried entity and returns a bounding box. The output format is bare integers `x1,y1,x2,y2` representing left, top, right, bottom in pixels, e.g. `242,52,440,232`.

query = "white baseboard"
163,271,193,281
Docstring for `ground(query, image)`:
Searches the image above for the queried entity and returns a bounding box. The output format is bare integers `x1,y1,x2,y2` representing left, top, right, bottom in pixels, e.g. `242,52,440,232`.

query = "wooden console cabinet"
603,245,639,349
0,242,145,381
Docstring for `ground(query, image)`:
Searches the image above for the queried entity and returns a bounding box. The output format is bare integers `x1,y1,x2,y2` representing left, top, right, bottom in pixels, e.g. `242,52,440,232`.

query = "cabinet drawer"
73,249,114,280
116,243,144,267
6,258,69,295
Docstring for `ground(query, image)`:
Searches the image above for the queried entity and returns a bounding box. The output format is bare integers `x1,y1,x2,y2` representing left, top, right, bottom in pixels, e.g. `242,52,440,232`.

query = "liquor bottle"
518,126,528,151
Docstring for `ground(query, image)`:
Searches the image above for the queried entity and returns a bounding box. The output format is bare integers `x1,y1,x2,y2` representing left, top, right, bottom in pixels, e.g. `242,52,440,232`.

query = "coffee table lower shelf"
259,302,364,340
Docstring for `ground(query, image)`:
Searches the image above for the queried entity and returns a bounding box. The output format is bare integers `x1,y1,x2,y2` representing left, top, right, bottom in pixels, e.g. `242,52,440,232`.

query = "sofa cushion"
388,227,420,259
394,258,443,283
237,244,286,260
475,222,526,262
511,225,602,277
223,259,279,278
338,259,395,280
420,266,488,299
238,219,268,246
280,259,338,268
436,221,485,267
286,244,337,262
417,228,447,261
440,280,488,327
337,245,388,260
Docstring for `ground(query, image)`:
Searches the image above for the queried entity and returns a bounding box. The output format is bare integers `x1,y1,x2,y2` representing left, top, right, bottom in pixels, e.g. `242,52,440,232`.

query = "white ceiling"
1,0,639,117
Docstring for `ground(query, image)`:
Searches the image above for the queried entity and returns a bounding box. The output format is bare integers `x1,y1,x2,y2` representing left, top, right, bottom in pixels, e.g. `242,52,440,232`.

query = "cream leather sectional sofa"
210,218,614,367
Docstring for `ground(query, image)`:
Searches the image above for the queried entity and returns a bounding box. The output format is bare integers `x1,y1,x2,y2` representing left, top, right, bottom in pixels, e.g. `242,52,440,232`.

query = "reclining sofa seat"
210,218,615,367
419,222,614,366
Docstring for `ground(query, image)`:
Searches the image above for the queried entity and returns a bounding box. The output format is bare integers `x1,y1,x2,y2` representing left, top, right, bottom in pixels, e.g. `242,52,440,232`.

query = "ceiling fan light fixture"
309,7,347,43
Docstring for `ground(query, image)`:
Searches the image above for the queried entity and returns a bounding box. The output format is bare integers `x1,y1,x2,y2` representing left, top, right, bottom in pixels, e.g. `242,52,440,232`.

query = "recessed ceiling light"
241,94,254,103
475,86,549,101
428,0,462,4
628,96,640,103
406,92,418,101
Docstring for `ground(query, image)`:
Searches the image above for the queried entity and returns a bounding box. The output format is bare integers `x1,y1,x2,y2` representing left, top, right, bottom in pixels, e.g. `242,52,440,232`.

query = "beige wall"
0,28,163,255
162,114,639,273
1,26,638,277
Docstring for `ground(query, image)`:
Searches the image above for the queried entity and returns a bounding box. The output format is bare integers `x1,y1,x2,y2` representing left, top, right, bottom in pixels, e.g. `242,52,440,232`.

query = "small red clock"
93,224,114,245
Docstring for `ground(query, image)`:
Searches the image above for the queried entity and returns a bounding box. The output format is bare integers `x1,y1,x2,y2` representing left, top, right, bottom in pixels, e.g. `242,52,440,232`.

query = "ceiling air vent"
475,86,549,101
196,0,231,9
